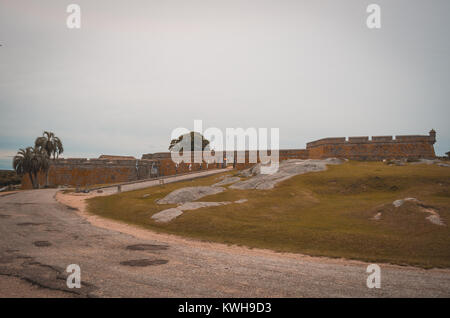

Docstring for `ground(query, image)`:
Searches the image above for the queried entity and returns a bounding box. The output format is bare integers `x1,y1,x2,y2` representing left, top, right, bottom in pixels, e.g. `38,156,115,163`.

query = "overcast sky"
1,0,449,169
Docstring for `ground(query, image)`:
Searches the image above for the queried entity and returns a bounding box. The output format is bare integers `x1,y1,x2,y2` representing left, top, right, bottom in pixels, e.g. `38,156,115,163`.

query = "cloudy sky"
1,0,449,169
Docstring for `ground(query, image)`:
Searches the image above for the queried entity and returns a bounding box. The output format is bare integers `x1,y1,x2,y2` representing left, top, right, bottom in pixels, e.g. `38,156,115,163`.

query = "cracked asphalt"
1,189,450,297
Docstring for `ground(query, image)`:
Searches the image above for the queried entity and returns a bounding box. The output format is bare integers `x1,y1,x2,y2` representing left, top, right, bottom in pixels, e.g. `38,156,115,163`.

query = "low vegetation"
87,161,450,268
0,170,21,187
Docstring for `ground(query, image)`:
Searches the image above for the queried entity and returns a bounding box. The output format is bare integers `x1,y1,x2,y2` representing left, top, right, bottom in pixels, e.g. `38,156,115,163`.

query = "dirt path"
0,187,449,297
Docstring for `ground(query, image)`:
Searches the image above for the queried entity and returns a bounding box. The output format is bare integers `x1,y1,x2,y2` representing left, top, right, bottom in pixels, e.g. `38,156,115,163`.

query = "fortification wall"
22,153,223,189
21,130,437,189
227,149,309,169
143,149,309,171
21,158,159,189
306,130,436,160
143,151,224,176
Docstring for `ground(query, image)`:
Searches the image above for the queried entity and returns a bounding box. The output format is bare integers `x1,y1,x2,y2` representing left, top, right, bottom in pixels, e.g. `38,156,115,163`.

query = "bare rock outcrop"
230,158,343,190
152,199,248,223
389,198,445,226
212,176,241,187
156,186,225,204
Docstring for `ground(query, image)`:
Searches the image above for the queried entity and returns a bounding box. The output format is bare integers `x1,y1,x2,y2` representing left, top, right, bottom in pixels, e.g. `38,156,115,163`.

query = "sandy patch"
0,190,20,197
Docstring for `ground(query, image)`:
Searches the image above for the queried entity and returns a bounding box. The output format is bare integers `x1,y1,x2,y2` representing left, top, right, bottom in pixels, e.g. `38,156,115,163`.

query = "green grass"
87,162,450,268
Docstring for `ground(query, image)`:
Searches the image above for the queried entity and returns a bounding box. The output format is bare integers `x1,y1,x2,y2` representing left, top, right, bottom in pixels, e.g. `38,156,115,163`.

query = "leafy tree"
35,131,63,186
13,147,49,189
169,131,210,152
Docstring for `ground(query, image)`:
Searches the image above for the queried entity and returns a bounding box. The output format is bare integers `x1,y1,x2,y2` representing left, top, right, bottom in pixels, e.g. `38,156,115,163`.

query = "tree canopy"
35,131,64,159
12,131,64,189
169,131,210,152
13,147,49,189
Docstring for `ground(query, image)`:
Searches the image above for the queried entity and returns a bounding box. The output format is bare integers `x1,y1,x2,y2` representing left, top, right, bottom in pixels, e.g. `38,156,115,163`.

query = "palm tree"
35,131,63,186
35,131,64,159
13,147,49,189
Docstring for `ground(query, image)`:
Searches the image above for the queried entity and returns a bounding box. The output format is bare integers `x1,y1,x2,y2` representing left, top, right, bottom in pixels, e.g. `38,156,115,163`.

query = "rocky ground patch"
230,158,343,190
156,186,226,204
370,198,446,227
152,200,248,222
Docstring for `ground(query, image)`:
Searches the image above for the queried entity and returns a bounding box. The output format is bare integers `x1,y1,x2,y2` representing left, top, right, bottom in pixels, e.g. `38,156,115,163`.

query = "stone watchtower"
429,129,436,144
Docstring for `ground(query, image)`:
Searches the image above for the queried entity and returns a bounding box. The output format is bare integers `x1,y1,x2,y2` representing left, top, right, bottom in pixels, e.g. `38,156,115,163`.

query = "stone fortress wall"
306,130,436,160
21,130,437,189
21,157,160,189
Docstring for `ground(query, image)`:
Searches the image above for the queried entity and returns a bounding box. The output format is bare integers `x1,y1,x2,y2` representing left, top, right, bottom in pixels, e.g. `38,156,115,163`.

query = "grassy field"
87,161,450,268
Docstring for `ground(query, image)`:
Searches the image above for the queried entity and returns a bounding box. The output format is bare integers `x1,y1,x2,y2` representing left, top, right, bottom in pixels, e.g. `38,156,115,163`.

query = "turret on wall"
429,129,436,145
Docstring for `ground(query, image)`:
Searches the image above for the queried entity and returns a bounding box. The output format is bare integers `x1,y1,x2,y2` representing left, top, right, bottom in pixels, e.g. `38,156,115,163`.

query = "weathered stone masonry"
21,130,437,189
306,130,436,160
21,158,160,189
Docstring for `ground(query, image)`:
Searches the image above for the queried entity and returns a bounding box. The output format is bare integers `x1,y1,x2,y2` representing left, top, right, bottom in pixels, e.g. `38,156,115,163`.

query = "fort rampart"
306,130,436,160
21,130,437,189
21,158,159,189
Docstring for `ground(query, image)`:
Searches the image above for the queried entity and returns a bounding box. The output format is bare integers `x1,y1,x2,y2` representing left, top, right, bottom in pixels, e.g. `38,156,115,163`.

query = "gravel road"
0,189,449,297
